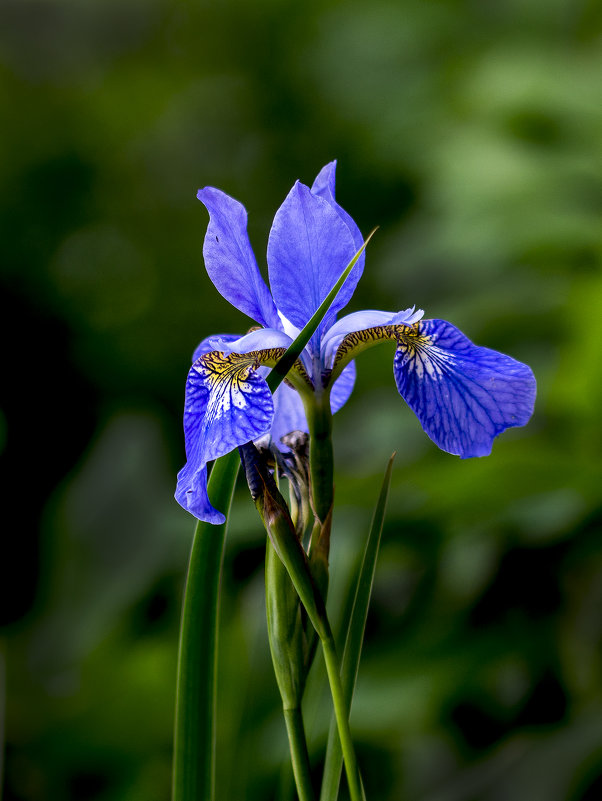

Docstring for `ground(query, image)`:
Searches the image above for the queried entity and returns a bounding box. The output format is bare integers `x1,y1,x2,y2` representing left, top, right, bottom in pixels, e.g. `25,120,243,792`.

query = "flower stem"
239,443,364,801
305,397,365,800
283,707,316,801
265,540,315,801
306,395,334,524
320,632,365,801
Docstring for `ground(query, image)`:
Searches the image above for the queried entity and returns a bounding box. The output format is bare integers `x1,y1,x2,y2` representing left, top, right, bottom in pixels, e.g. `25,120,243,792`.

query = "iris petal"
267,181,356,343
311,161,365,287
197,187,280,329
270,383,309,450
209,327,314,392
175,349,275,521
175,462,223,524
394,320,536,458
322,307,424,369
208,327,293,358
330,361,356,413
192,332,240,363
198,351,274,462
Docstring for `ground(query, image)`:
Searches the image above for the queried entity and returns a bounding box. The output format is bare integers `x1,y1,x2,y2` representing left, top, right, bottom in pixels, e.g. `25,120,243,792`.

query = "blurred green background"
1,0,601,799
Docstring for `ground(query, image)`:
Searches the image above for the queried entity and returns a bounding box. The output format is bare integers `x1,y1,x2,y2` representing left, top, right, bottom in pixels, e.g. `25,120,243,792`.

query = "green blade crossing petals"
267,231,376,393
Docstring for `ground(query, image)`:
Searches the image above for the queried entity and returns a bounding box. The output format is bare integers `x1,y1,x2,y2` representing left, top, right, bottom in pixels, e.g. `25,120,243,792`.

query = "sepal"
394,319,537,457
175,349,275,521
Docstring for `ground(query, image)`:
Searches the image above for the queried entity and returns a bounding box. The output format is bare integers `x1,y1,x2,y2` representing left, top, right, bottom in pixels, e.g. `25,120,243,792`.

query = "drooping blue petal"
198,352,274,462
174,349,275,521
175,462,224,524
330,361,356,413
394,319,536,458
311,161,365,291
267,181,357,340
321,306,424,368
198,187,280,329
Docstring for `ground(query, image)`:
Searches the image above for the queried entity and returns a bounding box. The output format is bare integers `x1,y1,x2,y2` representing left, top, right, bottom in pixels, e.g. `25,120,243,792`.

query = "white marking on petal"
278,310,301,340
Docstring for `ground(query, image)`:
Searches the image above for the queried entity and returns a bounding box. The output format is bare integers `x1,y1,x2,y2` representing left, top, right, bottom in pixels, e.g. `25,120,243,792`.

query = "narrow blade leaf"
319,452,396,801
172,450,240,801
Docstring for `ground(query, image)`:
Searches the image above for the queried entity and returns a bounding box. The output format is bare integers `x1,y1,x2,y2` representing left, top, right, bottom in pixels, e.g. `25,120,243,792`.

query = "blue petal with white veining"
198,351,274,463
198,187,280,329
174,349,275,521
267,181,356,344
394,319,536,458
175,461,224,524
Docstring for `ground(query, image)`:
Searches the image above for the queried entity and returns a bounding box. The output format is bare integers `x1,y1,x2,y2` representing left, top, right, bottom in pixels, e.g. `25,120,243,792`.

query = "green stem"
239,444,363,801
266,540,315,801
172,450,240,801
304,397,366,800
320,633,365,801
306,395,334,523
283,707,316,801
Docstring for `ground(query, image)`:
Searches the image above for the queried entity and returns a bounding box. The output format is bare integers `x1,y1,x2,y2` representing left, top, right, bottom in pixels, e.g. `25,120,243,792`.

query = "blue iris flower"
176,162,536,523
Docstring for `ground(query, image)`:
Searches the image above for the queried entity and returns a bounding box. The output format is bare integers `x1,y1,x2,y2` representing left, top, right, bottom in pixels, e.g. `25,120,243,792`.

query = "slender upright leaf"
172,450,239,801
319,453,396,801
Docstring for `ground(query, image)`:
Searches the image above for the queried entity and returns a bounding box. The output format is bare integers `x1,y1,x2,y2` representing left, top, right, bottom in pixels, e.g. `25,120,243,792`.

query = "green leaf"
267,231,376,393
172,450,240,801
319,453,396,801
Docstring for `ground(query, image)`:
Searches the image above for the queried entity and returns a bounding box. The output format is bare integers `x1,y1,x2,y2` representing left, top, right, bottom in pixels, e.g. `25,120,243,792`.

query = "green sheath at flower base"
239,443,365,801
240,443,328,640
266,542,316,801
265,540,313,709
241,443,317,801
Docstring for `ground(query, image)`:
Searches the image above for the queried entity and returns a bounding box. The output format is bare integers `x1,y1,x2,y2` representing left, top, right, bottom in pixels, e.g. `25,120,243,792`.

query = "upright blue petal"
198,187,280,329
330,361,356,413
311,161,365,289
394,320,536,458
175,348,275,521
267,181,357,341
269,383,309,450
